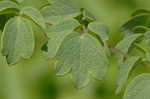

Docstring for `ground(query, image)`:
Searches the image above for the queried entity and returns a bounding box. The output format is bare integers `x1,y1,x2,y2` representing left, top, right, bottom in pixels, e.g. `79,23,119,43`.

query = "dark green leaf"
121,15,150,36
0,1,19,15
132,9,150,17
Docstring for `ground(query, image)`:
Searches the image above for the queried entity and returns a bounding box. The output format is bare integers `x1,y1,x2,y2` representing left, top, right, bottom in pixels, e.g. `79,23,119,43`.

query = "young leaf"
1,16,34,65
20,7,46,29
47,19,80,58
81,9,96,23
0,0,19,15
41,0,81,25
124,73,150,99
116,56,140,94
55,32,108,88
88,22,109,43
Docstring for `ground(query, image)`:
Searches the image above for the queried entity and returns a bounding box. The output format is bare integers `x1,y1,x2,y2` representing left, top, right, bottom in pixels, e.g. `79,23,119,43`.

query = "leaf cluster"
0,0,150,98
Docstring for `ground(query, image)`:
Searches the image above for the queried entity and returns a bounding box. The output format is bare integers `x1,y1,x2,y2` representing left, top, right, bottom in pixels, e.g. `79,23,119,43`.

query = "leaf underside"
1,16,34,65
21,7,46,29
88,22,109,43
116,56,140,94
55,32,108,88
41,0,81,25
124,73,150,99
116,34,142,54
47,19,80,58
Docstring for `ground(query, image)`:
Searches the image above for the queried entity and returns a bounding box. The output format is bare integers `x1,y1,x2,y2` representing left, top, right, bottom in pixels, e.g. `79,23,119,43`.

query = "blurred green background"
1,0,150,99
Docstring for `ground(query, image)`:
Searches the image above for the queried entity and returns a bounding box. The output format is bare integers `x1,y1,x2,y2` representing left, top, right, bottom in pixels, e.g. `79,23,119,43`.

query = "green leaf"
15,0,24,3
88,22,109,43
115,34,142,63
82,9,96,22
0,0,19,15
1,16,34,65
124,73,150,99
116,34,142,55
132,9,150,17
116,56,140,94
134,37,150,61
121,15,150,36
47,19,80,58
41,0,81,25
20,7,46,29
88,22,110,56
47,0,51,4
11,0,24,4
55,32,108,88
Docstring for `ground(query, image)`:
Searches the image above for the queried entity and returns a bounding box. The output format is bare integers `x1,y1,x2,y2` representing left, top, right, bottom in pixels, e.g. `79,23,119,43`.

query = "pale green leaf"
116,34,142,55
21,7,46,29
1,16,34,65
47,19,80,58
88,22,109,43
116,56,140,94
41,0,81,25
88,22,110,56
0,0,19,15
124,73,150,99
115,34,142,64
55,32,108,88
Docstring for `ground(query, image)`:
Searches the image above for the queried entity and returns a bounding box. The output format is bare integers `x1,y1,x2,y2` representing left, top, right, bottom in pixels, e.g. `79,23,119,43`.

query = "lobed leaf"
47,19,80,58
41,0,81,25
1,16,34,65
124,73,150,99
55,32,108,88
88,22,109,43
